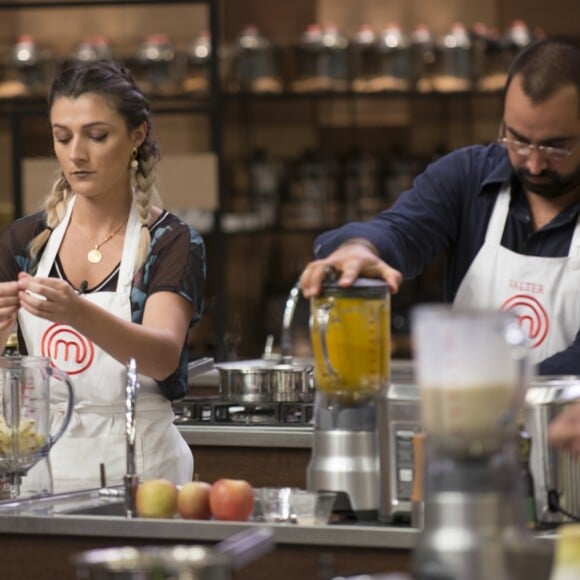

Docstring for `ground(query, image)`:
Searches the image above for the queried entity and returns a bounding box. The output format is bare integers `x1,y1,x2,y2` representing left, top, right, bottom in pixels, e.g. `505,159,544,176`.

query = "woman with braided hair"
0,60,205,491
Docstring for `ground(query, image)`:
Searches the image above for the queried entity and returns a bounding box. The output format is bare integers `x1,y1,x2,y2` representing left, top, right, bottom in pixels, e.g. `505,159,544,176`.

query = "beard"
515,164,580,199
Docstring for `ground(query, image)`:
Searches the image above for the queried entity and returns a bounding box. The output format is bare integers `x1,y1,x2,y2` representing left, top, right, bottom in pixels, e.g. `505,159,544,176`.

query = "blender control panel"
394,425,420,500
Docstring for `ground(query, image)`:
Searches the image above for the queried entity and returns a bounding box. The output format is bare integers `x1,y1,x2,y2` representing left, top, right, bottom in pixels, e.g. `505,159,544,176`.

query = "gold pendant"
87,249,102,264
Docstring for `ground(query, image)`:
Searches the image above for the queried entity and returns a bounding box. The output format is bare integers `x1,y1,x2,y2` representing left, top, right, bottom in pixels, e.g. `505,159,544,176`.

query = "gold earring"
130,147,139,170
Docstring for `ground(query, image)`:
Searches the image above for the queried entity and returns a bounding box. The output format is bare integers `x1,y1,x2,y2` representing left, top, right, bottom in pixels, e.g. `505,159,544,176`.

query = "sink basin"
0,486,129,517
59,499,127,517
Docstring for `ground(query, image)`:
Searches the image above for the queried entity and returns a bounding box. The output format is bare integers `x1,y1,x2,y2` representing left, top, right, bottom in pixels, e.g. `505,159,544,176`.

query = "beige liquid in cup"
421,382,516,454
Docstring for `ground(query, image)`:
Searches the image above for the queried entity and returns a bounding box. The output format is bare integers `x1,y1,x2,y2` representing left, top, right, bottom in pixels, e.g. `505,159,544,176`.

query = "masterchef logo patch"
41,323,94,375
500,294,549,348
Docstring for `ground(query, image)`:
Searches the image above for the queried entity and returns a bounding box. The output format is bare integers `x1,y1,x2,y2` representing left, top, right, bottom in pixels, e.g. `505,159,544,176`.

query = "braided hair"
29,60,161,272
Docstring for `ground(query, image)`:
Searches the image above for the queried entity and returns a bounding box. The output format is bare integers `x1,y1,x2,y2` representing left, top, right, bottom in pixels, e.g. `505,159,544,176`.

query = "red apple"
136,478,178,519
209,478,255,521
177,481,212,520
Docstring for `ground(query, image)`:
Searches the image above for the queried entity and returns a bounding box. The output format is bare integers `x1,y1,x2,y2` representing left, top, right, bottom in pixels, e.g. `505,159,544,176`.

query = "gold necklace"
75,221,126,264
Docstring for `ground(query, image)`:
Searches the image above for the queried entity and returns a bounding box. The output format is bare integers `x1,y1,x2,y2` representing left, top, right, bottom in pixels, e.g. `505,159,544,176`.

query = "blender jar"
310,275,390,403
411,305,530,458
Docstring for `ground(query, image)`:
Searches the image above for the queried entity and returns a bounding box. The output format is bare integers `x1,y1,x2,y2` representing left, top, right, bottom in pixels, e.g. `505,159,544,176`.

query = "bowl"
290,490,337,525
256,487,297,523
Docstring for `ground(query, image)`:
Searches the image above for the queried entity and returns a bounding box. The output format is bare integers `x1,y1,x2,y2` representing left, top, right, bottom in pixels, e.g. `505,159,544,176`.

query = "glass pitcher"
0,356,74,497
411,305,530,458
310,275,390,403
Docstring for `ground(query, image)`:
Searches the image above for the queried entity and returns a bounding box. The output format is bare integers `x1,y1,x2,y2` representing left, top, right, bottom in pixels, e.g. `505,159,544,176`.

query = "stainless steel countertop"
0,514,418,549
178,425,312,447
0,488,417,549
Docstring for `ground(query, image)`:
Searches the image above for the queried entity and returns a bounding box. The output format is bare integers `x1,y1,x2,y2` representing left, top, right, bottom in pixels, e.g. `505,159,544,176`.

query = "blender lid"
320,267,389,298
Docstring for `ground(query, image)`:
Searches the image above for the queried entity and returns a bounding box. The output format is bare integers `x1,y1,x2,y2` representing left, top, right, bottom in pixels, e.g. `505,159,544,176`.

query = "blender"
410,306,533,580
0,356,74,498
306,272,390,520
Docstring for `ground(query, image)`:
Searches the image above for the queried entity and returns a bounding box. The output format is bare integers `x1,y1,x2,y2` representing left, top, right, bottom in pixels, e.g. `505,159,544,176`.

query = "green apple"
136,478,178,519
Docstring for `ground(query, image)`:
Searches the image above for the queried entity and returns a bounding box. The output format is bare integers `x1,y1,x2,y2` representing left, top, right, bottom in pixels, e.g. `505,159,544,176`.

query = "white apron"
453,184,580,367
18,196,193,492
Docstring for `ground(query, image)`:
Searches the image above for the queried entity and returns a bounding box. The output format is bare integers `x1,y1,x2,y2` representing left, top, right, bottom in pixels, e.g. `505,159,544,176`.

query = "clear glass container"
472,24,506,91
412,305,530,458
310,276,390,403
369,23,411,92
74,36,113,63
183,29,211,95
351,24,377,92
135,33,177,95
292,23,349,92
409,24,436,91
229,25,282,93
431,22,473,92
0,35,52,98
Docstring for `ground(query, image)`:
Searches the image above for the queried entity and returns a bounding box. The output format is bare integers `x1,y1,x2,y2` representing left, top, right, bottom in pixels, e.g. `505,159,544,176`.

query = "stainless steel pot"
215,359,314,403
525,376,580,525
73,528,273,580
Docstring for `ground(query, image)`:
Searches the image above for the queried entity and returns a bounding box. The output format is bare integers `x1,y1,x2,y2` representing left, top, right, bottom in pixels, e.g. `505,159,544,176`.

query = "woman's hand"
17,272,83,326
0,280,20,331
548,402,580,456
300,241,403,298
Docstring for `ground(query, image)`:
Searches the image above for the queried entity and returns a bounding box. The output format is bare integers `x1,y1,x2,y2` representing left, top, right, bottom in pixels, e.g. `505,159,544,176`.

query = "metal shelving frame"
0,0,227,357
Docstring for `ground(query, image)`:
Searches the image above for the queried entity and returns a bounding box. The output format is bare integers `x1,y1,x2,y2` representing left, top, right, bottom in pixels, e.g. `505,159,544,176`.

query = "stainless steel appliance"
525,376,580,525
377,380,420,523
378,375,580,527
306,275,391,521
410,306,531,580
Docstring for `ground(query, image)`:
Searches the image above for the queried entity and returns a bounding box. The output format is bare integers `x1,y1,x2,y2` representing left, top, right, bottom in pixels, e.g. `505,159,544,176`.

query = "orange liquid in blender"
311,296,390,402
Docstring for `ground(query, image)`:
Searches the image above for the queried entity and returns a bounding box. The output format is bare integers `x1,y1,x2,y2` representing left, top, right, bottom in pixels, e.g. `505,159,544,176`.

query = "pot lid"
526,376,580,406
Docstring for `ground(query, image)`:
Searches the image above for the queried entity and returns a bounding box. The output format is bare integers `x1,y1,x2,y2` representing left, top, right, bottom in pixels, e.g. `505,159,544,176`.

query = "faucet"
124,358,139,518
280,279,301,364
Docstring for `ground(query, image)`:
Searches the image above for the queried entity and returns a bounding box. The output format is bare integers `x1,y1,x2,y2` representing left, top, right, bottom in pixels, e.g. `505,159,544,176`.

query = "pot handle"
47,367,75,447
216,527,274,570
280,280,301,363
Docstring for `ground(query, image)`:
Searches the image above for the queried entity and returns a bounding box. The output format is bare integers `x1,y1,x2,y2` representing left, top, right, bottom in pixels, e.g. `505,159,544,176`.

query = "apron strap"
484,184,511,245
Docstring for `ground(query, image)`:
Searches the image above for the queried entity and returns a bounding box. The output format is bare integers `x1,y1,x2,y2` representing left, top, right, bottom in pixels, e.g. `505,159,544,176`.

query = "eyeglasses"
497,123,580,162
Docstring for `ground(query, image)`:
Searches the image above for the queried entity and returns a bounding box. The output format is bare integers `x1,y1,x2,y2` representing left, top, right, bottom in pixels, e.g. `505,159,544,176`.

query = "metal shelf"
0,0,209,9
0,0,228,359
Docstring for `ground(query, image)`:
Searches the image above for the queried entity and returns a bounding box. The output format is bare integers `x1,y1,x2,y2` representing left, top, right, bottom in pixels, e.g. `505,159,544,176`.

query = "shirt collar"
479,145,513,193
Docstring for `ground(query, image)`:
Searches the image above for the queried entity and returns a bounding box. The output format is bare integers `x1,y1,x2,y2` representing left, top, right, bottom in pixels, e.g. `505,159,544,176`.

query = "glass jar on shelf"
74,36,113,63
0,34,52,98
471,23,506,92
409,24,436,92
135,33,178,96
368,22,411,92
228,25,282,93
351,24,377,93
183,29,211,95
292,22,350,92
431,22,473,92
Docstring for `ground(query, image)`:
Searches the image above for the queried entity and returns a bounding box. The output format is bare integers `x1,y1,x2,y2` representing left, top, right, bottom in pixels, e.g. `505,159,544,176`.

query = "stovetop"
173,397,314,426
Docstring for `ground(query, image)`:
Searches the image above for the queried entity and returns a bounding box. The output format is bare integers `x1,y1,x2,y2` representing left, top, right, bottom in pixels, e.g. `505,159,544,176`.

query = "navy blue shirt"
314,143,580,375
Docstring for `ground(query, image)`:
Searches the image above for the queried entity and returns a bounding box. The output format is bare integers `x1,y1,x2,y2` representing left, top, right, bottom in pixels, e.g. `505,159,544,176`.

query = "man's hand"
300,241,403,298
548,402,580,456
